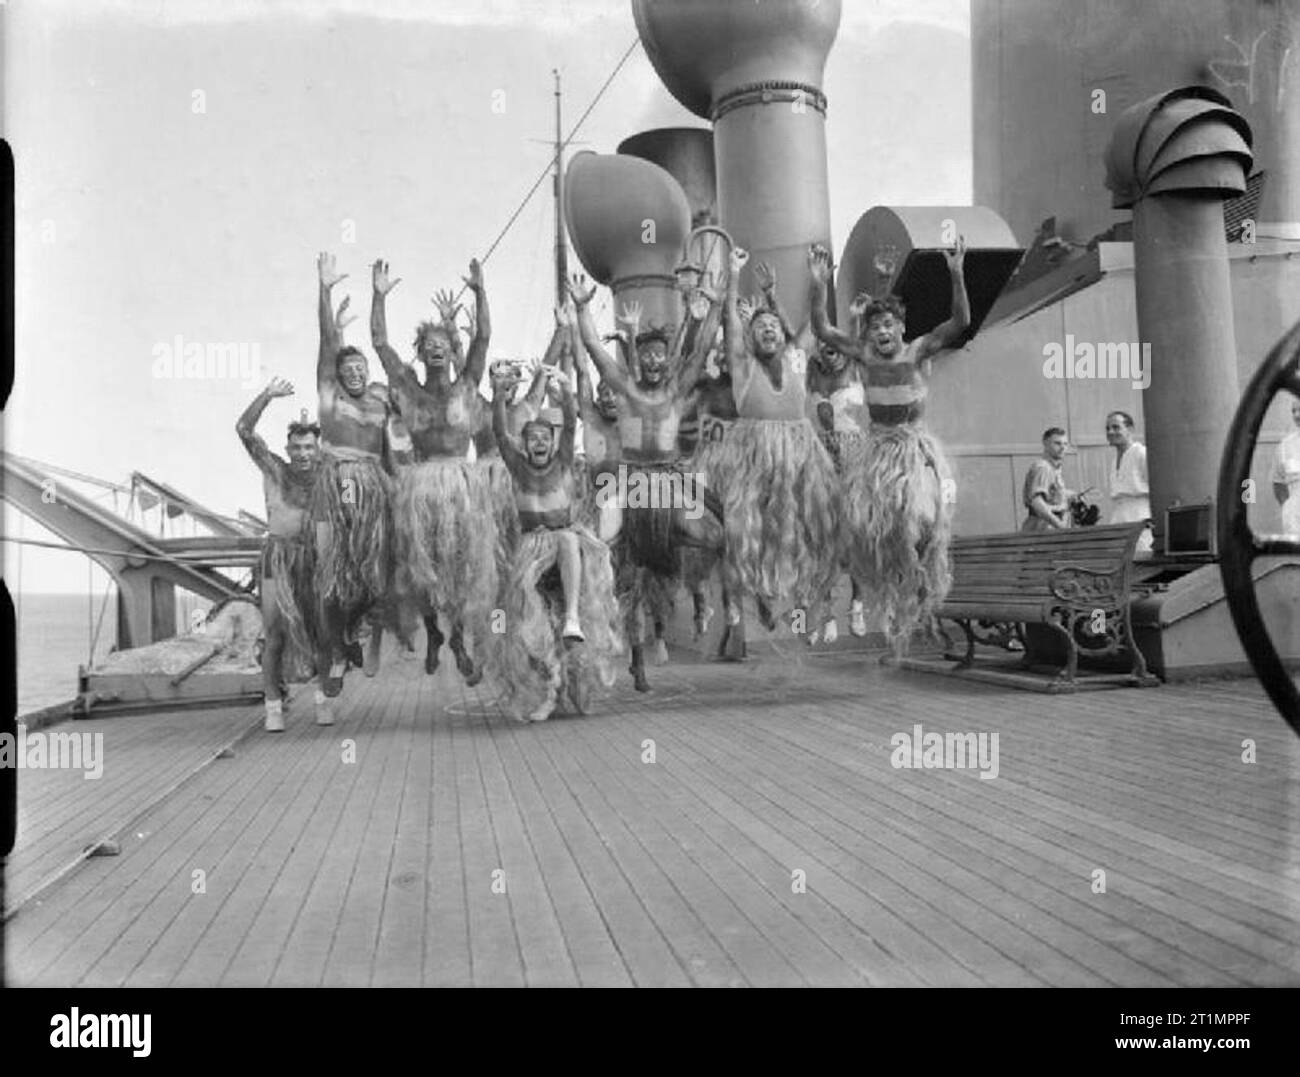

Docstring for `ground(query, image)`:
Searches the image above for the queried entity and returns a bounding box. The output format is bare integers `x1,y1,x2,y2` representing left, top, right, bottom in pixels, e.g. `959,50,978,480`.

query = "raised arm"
723,246,750,372
556,374,577,467
675,286,723,396
236,377,294,475
432,288,465,375
754,262,801,347
617,300,644,384
492,379,527,475
564,302,598,412
523,355,551,413
557,303,577,384
915,236,969,361
462,258,490,387
317,252,348,390
807,246,859,359
371,259,422,393
568,274,631,397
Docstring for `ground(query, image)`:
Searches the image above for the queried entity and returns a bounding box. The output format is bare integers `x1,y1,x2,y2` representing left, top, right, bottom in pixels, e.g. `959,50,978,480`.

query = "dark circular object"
1217,316,1300,735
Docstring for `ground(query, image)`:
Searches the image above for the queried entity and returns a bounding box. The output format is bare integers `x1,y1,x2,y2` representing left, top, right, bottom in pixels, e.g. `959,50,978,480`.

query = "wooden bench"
940,522,1157,687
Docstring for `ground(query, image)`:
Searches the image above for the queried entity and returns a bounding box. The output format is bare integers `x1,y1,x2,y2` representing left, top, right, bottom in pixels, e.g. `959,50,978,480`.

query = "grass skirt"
680,425,730,594
393,458,499,642
821,428,865,478
496,524,623,719
262,534,317,672
573,456,600,530
615,463,687,579
476,453,520,578
690,421,732,490
842,422,953,645
310,454,393,626
715,419,840,611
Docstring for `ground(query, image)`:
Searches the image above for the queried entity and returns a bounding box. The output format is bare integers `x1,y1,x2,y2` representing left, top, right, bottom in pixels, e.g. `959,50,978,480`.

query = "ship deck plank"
8,643,1299,987
7,703,259,918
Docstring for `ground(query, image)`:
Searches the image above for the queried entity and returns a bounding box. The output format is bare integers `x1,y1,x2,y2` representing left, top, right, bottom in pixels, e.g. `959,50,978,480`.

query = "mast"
553,68,569,306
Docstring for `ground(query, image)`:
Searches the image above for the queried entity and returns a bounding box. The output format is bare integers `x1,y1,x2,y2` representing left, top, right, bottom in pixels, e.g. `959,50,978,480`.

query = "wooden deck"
6,640,1300,987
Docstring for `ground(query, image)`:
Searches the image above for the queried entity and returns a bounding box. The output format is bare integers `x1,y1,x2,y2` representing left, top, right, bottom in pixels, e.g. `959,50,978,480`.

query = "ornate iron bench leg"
1121,604,1158,685
1046,614,1079,690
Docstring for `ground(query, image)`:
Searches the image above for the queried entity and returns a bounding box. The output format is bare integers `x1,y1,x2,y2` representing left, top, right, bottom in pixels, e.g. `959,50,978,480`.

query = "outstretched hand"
335,295,357,331
737,295,759,324
266,376,294,399
542,364,573,402
945,234,967,272
848,290,872,319
567,273,596,307
755,261,777,294
318,251,347,289
432,289,462,325
372,259,401,296
808,244,832,285
618,299,643,327
463,257,484,292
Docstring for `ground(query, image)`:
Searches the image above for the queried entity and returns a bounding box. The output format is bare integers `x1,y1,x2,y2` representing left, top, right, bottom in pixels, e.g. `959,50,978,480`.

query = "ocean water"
13,593,210,716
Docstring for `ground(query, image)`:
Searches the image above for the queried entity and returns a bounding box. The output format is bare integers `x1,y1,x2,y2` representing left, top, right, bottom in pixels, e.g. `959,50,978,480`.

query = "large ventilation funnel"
632,0,841,325
1105,86,1253,541
564,150,692,335
617,127,717,227
836,206,1023,343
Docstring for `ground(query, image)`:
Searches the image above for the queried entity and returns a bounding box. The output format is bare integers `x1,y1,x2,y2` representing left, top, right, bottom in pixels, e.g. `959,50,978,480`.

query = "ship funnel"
1104,86,1253,543
836,206,1023,344
617,127,717,226
564,150,692,335
632,0,841,324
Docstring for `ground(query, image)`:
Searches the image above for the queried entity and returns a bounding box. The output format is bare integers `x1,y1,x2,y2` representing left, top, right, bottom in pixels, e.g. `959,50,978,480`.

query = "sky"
3,0,972,593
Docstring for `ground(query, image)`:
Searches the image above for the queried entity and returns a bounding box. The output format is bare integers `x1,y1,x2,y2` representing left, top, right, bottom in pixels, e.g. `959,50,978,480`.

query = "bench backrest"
948,523,1146,593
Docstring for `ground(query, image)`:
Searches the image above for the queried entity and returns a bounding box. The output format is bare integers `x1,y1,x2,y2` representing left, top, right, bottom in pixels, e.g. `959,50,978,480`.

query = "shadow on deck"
6,639,1299,987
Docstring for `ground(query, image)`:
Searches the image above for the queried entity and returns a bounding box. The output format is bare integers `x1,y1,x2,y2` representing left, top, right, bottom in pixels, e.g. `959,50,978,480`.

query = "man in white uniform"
1271,394,1300,536
1105,411,1153,554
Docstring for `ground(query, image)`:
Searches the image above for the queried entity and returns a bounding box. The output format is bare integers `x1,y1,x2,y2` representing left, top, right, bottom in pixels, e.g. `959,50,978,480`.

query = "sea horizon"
12,591,211,716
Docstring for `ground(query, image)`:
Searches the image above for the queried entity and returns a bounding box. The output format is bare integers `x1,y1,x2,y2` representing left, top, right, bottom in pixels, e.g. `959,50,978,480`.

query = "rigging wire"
90,581,113,665
460,36,641,296
8,452,260,532
0,535,257,573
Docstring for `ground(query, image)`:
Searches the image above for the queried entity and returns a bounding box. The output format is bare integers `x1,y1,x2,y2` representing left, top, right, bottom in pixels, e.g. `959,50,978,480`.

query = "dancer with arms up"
715,245,840,640
492,365,622,722
237,376,321,731
809,239,967,650
310,252,397,723
370,256,497,686
568,273,727,691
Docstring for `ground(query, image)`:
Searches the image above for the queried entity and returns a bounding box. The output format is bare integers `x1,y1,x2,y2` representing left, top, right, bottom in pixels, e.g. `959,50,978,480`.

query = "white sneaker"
849,601,867,638
527,692,556,723
653,638,669,665
264,699,285,733
694,606,714,638
821,619,839,645
314,689,335,726
562,617,585,642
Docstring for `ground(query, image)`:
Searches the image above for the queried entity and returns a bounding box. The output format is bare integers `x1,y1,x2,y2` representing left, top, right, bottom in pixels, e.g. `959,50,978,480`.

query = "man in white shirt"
1105,411,1153,553
1271,394,1300,536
